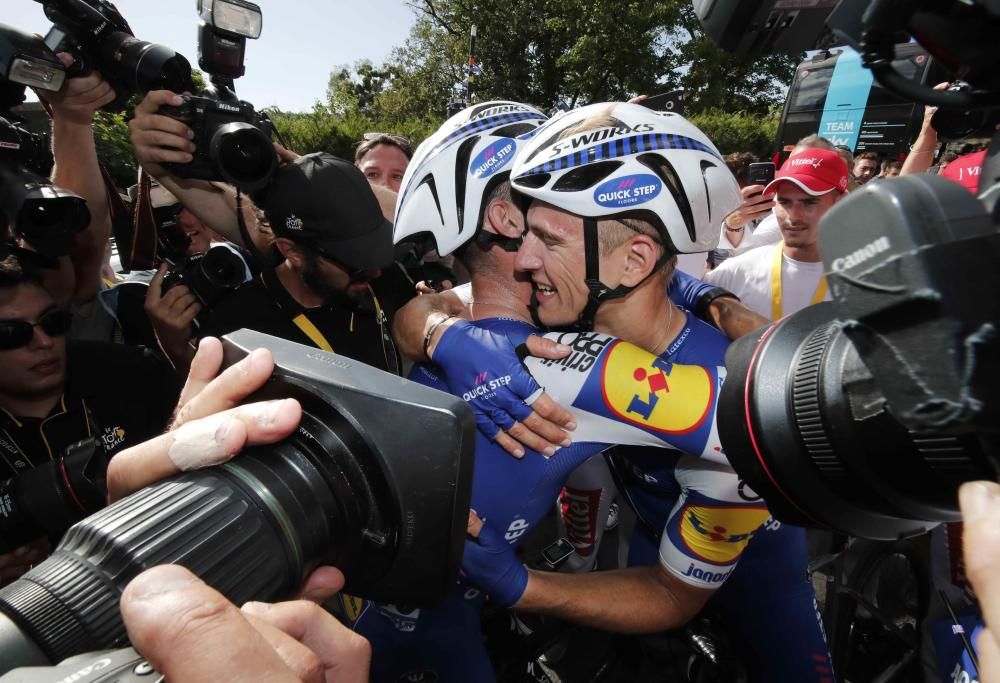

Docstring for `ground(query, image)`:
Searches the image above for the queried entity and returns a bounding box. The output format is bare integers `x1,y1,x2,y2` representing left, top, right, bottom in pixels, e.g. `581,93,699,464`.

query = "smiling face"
514,202,593,328
0,284,67,405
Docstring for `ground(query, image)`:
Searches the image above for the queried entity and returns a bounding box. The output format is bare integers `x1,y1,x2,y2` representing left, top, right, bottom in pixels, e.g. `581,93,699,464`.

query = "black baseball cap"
265,152,394,271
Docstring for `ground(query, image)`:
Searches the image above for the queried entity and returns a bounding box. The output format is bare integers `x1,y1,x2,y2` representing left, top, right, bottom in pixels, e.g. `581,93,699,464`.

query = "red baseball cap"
764,148,850,196
940,149,986,194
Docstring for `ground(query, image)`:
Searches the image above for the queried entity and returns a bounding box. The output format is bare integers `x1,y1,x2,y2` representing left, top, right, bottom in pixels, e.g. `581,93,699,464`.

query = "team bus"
775,43,944,161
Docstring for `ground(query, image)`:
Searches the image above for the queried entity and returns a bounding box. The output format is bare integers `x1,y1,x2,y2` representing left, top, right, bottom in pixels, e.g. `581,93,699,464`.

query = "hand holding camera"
128,90,197,179
35,53,114,126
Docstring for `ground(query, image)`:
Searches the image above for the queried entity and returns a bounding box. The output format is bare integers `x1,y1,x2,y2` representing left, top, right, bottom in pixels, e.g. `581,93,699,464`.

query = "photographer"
0,255,179,583
19,53,114,320
129,91,415,376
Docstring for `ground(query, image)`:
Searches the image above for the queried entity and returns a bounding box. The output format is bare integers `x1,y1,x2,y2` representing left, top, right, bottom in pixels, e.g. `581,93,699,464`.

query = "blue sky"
7,0,418,112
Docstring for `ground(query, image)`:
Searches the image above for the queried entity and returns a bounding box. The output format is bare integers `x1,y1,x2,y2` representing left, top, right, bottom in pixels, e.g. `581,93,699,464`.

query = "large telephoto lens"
718,302,996,540
210,122,277,192
98,31,193,95
0,330,474,671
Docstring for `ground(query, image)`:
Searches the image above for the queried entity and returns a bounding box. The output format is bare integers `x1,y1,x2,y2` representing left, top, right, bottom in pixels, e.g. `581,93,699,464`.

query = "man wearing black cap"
197,152,410,372
130,91,413,375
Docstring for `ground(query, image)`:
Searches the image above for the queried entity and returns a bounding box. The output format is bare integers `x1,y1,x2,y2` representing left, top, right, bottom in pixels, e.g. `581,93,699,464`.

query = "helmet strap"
474,229,522,253
573,218,672,331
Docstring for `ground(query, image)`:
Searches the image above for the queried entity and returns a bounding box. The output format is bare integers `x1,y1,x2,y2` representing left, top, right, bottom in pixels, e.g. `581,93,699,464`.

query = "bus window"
775,44,941,162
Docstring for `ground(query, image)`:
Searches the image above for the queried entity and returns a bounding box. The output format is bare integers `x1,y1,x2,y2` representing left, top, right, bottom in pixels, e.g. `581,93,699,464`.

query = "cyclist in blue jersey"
400,103,833,683
346,101,737,682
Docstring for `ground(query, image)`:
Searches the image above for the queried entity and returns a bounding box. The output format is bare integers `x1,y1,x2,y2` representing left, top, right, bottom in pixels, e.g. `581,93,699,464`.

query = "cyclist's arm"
391,290,466,361
703,297,769,339
515,562,713,633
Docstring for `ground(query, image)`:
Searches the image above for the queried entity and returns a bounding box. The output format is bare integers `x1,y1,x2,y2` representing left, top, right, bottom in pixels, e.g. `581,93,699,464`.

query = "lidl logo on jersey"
600,341,713,434
594,174,662,209
675,502,769,565
470,138,516,179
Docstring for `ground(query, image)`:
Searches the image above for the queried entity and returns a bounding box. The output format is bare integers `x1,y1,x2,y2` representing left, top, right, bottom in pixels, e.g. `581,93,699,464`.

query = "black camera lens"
199,245,245,288
0,165,90,257
0,440,108,555
931,106,986,142
210,122,277,192
718,303,995,540
98,32,193,95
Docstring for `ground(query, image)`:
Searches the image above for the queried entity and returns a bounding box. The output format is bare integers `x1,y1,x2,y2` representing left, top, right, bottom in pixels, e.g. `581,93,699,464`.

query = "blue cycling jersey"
349,312,830,683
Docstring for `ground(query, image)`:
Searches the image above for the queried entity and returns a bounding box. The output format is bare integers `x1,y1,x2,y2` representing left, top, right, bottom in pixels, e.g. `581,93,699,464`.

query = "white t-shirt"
739,212,782,251
703,242,830,320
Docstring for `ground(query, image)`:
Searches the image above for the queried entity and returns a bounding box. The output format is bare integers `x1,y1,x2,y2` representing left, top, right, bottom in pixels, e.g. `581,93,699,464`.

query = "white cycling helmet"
509,102,741,328
393,101,548,256
510,101,740,254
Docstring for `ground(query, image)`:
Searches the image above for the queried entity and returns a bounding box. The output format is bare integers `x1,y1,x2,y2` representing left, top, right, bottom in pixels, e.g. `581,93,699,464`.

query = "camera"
0,26,89,259
159,94,277,193
37,0,193,110
0,439,108,555
159,0,277,193
0,329,475,673
931,81,1000,142
163,244,248,309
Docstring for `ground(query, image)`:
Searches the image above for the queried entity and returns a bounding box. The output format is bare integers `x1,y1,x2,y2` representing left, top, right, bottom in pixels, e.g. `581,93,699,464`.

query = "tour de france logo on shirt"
599,341,713,434
100,425,126,452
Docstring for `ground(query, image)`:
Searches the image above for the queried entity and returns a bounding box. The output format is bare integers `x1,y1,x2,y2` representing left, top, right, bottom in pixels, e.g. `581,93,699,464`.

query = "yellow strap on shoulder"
291,314,334,352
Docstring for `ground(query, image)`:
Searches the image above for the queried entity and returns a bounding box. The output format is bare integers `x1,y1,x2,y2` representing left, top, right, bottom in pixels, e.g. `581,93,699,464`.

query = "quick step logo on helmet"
594,174,662,209
470,138,516,179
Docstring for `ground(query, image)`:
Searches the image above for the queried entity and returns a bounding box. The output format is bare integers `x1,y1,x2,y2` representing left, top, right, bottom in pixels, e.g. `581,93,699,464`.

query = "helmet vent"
700,160,720,226
513,173,551,189
454,136,480,231
637,153,696,243
494,123,536,138
552,161,622,191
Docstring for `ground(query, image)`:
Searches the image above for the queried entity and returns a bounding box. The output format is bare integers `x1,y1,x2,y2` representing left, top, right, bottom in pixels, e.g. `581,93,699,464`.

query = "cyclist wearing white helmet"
407,103,833,682
350,101,773,682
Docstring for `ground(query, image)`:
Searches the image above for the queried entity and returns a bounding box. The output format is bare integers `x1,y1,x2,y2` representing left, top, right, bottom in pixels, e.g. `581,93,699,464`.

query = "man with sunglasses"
0,256,179,583
133,143,414,376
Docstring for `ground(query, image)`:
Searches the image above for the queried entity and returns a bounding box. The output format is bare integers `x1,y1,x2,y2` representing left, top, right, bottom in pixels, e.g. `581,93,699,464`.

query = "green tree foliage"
373,0,797,115
689,108,781,158
321,0,796,153
93,111,137,189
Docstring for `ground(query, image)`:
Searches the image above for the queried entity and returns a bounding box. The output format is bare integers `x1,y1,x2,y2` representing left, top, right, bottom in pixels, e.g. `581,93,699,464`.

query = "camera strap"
770,242,828,320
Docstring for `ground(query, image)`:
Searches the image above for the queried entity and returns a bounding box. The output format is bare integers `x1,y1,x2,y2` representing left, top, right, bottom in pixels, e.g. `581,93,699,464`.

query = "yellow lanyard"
770,241,828,320
290,285,384,355
291,314,335,352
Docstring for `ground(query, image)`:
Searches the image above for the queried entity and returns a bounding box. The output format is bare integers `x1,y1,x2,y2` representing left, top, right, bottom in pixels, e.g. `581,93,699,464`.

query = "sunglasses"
0,309,73,351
